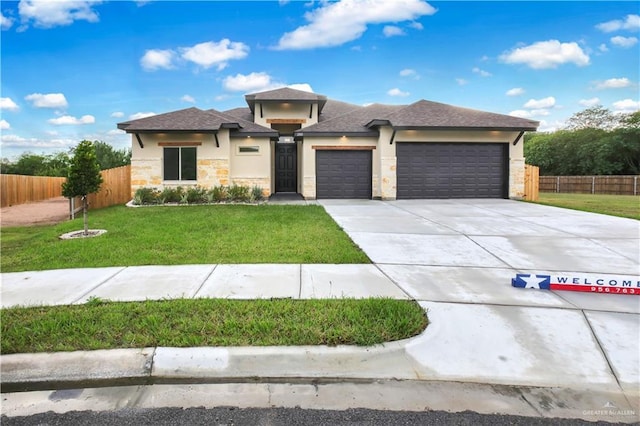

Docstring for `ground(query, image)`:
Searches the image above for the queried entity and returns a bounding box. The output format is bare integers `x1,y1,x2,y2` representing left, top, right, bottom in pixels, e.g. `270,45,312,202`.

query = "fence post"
592,176,595,194
635,176,638,196
556,176,560,193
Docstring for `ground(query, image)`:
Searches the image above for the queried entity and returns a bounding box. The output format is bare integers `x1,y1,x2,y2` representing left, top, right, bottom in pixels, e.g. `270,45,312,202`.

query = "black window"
163,147,197,181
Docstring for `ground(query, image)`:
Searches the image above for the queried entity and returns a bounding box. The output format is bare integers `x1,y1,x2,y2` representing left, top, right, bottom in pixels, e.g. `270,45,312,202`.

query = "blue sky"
1,0,638,159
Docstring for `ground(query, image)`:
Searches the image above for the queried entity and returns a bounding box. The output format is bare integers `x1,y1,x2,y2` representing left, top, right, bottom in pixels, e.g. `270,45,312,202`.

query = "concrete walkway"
1,199,639,422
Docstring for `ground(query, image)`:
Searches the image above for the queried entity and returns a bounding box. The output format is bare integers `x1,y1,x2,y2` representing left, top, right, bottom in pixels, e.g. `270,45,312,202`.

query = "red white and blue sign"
512,273,640,295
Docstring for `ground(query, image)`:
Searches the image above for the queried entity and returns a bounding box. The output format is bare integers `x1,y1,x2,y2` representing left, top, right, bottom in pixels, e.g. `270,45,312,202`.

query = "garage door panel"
397,142,507,199
316,150,372,199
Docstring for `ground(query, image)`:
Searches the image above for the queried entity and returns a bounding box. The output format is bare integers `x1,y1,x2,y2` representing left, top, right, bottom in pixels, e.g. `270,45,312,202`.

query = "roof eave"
293,131,379,138
392,125,539,132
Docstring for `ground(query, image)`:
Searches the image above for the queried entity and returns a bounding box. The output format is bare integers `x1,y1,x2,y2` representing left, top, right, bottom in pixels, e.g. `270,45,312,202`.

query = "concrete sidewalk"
1,199,639,422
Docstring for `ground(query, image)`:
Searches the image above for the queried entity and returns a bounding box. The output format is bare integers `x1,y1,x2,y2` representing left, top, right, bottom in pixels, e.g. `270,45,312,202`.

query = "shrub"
159,187,182,204
186,186,207,204
228,184,250,202
250,185,264,202
207,185,228,203
133,187,160,205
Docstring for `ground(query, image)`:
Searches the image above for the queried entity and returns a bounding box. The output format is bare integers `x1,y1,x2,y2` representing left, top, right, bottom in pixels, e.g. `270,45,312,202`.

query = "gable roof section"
296,104,404,137
374,100,539,131
318,99,363,121
117,107,277,137
245,87,328,114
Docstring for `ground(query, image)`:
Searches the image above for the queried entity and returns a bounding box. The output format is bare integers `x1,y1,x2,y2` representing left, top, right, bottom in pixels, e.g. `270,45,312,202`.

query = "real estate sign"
512,273,640,295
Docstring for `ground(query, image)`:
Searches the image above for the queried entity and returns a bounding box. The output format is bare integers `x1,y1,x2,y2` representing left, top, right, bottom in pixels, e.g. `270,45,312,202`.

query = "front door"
275,144,297,192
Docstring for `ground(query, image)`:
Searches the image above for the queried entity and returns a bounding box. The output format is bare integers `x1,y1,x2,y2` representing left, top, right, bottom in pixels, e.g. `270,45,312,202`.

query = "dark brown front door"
275,144,297,192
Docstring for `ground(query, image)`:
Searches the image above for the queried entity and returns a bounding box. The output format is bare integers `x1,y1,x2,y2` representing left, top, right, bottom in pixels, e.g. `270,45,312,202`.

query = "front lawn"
535,193,640,220
0,205,369,272
0,298,428,354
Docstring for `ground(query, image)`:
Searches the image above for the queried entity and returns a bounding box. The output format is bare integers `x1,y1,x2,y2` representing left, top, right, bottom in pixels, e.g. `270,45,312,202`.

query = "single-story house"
117,87,539,200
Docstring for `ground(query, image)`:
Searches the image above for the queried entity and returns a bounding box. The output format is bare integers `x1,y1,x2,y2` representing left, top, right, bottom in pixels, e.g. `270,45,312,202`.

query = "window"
238,146,260,154
164,147,197,181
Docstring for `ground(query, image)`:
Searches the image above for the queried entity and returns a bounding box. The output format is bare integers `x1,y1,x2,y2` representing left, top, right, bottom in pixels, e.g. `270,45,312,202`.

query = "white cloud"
0,119,10,129
409,21,423,30
523,97,556,109
596,14,640,32
107,129,125,135
537,120,564,132
129,112,156,120
1,11,14,30
140,49,175,71
181,39,249,70
18,0,102,29
48,115,95,125
610,36,638,48
612,99,640,113
287,83,314,93
509,110,532,118
599,43,609,52
399,68,419,79
25,93,68,108
1,134,75,149
472,67,491,77
1,97,19,111
500,40,589,69
275,0,436,50
223,72,283,92
506,87,525,96
594,77,632,89
529,109,550,116
181,95,196,103
383,25,405,37
455,78,468,86
387,88,409,97
110,111,124,118
579,97,600,107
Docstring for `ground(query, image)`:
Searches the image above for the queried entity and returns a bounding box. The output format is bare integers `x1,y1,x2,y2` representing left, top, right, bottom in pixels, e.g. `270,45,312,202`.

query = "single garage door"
316,150,372,199
397,142,508,199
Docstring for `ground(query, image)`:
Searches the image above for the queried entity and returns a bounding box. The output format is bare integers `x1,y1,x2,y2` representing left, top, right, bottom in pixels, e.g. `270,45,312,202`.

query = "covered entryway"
275,144,297,193
396,142,508,199
316,150,372,199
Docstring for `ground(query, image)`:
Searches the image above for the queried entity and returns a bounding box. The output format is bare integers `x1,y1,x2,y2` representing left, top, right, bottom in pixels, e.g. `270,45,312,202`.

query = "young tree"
62,140,103,236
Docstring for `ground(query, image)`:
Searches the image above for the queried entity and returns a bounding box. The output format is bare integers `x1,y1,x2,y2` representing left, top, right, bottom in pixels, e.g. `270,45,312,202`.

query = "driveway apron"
319,199,640,399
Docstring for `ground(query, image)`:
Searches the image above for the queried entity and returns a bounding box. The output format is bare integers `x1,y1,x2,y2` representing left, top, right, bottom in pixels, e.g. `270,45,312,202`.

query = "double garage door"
397,142,508,199
315,143,508,199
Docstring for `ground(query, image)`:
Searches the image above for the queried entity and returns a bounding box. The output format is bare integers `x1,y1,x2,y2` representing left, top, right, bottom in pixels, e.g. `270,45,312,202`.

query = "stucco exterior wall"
230,136,272,196
130,131,231,195
253,102,318,128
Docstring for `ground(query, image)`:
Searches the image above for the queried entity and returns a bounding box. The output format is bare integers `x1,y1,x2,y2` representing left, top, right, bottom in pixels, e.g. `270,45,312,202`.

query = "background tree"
62,140,103,236
91,140,131,170
525,107,640,175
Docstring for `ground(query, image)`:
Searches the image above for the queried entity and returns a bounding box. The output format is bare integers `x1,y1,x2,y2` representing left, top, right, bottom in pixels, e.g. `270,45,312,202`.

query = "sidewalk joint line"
374,264,414,300
70,266,127,304
191,264,218,299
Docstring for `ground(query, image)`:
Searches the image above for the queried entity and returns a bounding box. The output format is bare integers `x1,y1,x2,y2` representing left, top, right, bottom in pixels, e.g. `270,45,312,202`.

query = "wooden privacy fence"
71,165,131,214
0,174,66,207
2,165,132,210
523,164,539,202
539,175,640,196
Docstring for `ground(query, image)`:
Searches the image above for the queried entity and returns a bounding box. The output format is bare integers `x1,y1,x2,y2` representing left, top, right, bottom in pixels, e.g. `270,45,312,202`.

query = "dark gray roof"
118,106,277,137
223,107,253,122
319,99,363,121
380,100,539,130
296,104,404,136
245,87,328,114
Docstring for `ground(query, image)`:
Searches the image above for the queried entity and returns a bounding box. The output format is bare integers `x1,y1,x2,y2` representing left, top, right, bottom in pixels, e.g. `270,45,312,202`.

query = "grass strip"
535,193,639,220
0,205,370,272
0,298,428,354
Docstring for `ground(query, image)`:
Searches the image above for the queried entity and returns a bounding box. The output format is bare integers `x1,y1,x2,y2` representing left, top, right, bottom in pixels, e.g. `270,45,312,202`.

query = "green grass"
535,193,640,220
0,205,369,272
0,298,428,354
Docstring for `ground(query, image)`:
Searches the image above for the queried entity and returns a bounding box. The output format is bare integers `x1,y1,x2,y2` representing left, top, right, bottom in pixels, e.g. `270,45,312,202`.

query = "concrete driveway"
320,199,640,401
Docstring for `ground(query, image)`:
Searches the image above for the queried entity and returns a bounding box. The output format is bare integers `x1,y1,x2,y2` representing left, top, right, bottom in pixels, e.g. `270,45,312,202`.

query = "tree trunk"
83,196,89,236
